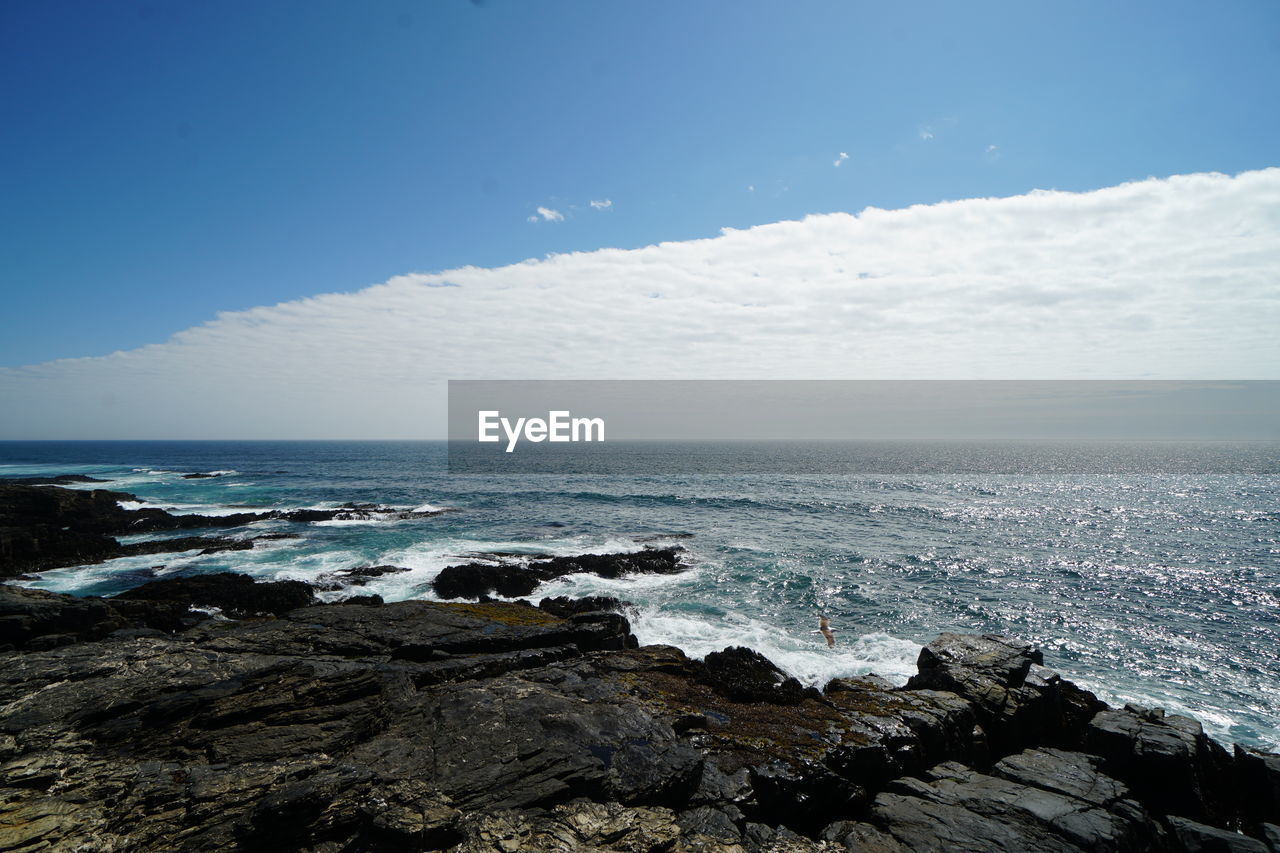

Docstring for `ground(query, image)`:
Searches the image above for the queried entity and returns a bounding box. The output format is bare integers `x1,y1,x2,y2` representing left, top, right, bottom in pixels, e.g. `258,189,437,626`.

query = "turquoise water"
2,439,1277,750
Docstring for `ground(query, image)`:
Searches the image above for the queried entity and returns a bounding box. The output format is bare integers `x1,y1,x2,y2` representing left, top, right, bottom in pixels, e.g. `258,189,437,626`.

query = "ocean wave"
629,608,921,687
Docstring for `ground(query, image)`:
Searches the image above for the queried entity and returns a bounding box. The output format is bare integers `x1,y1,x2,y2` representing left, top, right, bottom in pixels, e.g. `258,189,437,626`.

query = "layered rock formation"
0,578,1276,852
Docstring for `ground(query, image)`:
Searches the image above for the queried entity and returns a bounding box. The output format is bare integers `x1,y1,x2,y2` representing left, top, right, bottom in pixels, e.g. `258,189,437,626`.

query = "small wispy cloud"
530,206,564,223
919,128,934,141
589,199,612,210
747,185,755,193
834,152,849,168
986,144,999,153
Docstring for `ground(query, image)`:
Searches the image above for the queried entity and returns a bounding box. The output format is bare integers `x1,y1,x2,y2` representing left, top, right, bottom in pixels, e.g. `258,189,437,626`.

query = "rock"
1085,706,1236,827
1234,745,1280,829
319,564,412,589
0,583,186,650
433,547,685,600
701,646,818,705
341,594,385,606
905,632,1104,756
0,484,137,576
826,752,1165,852
181,472,220,479
538,595,628,617
0,595,1246,852
0,474,110,484
114,571,316,617
1166,816,1269,852
0,484,446,577
118,535,256,558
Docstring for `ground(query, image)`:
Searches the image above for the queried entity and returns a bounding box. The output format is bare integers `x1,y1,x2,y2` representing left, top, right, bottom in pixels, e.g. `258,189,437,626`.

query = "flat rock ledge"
0,582,1277,852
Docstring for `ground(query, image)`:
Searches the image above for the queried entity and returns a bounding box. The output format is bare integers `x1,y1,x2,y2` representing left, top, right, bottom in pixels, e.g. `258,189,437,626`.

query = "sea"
2,439,1277,750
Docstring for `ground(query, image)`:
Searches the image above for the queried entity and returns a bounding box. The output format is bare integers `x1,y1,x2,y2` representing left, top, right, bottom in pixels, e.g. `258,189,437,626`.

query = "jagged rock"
1085,705,1236,827
433,547,685,600
823,677,985,789
905,632,1104,756
114,571,316,616
181,472,220,479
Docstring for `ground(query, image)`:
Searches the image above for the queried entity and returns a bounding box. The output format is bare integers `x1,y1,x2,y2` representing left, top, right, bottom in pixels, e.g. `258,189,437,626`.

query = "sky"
1,1,1278,437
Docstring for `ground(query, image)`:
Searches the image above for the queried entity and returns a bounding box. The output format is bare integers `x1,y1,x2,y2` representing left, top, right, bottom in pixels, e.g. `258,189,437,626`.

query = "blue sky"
2,0,1278,368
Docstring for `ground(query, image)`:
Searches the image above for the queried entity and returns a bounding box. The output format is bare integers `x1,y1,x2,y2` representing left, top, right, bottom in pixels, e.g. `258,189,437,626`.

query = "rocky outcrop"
0,484,447,577
0,474,110,485
538,594,629,618
115,571,317,617
432,547,686,600
0,584,1276,852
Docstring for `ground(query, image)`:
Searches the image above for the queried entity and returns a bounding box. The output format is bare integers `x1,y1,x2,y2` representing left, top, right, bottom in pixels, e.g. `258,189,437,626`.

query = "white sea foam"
629,608,921,687
115,499,259,517
309,517,392,527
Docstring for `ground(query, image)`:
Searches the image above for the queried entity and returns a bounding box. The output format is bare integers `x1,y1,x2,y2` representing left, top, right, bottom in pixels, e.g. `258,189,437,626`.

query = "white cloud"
986,144,999,153
919,128,934,141
533,206,563,222
3,169,1277,438
834,152,849,167
589,199,612,210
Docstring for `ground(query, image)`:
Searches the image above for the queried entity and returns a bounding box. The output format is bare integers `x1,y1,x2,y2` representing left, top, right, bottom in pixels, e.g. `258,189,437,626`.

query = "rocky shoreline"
0,482,1277,851
0,481,445,578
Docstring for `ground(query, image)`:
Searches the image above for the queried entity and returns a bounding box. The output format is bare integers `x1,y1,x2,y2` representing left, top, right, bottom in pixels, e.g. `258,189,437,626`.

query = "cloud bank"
3,168,1278,438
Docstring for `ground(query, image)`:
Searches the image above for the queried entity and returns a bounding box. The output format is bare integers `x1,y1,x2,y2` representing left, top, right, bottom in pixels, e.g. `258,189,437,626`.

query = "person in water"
819,614,835,648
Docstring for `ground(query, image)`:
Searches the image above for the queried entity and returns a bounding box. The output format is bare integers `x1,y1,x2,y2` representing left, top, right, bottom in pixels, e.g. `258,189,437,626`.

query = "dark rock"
0,583,186,650
1235,745,1280,829
118,535,255,559
342,594,384,606
0,589,1248,853
826,752,1165,852
701,645,818,705
1085,706,1237,828
538,595,628,617
115,572,315,617
906,632,1104,756
432,547,685,600
181,472,220,479
324,564,412,587
0,474,110,485
1166,816,1269,852
0,484,447,577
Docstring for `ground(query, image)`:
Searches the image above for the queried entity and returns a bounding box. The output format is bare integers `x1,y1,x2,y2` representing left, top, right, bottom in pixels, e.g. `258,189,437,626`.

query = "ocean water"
2,439,1277,750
